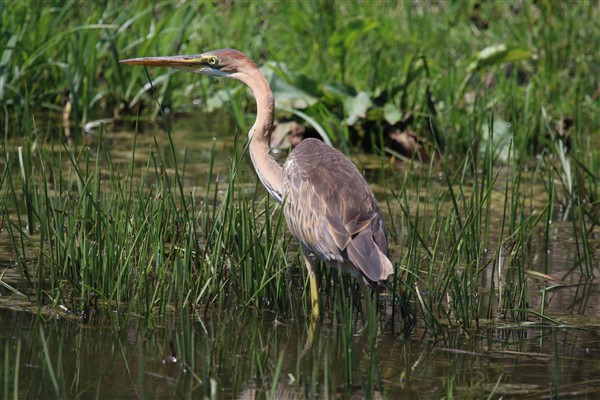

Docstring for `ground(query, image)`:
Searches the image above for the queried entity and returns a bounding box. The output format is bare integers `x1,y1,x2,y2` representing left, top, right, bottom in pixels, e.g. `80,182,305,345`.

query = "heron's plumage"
282,138,393,286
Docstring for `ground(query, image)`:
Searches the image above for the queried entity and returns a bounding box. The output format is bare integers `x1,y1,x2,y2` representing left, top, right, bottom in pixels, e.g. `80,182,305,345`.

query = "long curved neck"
234,69,284,203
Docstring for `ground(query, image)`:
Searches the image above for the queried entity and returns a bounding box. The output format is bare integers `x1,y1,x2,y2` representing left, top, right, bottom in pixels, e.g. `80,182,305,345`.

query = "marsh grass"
1,111,300,326
0,0,597,333
387,100,597,332
0,117,597,399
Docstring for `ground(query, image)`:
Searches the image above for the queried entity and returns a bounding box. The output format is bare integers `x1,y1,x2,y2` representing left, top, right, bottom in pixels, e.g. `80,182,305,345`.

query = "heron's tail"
346,230,393,287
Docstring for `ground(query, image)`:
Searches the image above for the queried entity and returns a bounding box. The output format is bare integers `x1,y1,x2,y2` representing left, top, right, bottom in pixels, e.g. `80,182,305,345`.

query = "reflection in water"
2,305,600,399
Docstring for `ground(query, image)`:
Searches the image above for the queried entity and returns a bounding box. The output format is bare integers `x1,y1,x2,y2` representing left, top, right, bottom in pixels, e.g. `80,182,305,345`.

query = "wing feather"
282,138,393,284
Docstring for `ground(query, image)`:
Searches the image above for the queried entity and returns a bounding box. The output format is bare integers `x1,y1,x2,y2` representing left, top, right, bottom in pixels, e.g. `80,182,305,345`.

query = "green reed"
0,0,597,367
1,114,298,324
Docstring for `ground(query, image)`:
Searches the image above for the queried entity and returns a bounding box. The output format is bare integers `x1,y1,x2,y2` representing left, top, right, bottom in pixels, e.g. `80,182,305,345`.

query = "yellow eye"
208,56,218,66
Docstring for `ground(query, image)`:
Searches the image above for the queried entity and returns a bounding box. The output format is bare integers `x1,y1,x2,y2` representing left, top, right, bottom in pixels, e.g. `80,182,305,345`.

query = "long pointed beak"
121,54,232,78
120,55,205,70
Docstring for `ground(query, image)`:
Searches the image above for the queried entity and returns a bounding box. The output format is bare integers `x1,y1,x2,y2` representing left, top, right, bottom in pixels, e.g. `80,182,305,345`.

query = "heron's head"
120,48,257,79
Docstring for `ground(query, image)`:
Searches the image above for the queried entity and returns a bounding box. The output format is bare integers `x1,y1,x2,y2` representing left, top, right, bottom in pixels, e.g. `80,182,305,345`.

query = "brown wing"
282,138,392,284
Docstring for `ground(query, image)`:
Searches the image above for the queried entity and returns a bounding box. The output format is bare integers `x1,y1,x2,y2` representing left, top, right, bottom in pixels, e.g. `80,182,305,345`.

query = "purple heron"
121,49,393,318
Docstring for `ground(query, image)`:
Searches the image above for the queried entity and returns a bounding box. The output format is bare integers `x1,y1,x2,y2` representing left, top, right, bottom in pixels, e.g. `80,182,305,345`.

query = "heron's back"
281,138,393,285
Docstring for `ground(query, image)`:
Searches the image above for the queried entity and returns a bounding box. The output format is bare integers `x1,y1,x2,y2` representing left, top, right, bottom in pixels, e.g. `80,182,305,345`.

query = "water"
3,306,600,399
1,117,599,398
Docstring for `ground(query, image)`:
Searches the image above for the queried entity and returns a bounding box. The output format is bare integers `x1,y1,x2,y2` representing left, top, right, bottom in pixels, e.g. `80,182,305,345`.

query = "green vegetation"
3,2,598,155
2,0,598,338
1,1,599,398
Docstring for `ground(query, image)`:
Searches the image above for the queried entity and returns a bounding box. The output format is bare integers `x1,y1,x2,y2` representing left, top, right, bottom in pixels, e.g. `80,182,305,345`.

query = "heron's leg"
302,252,320,319
302,315,318,355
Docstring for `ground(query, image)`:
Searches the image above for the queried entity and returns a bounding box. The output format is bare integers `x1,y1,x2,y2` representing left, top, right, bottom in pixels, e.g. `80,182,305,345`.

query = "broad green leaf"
260,64,319,109
321,82,357,102
467,44,533,72
480,118,512,163
344,91,372,126
1,33,21,99
384,102,403,125
205,87,241,112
